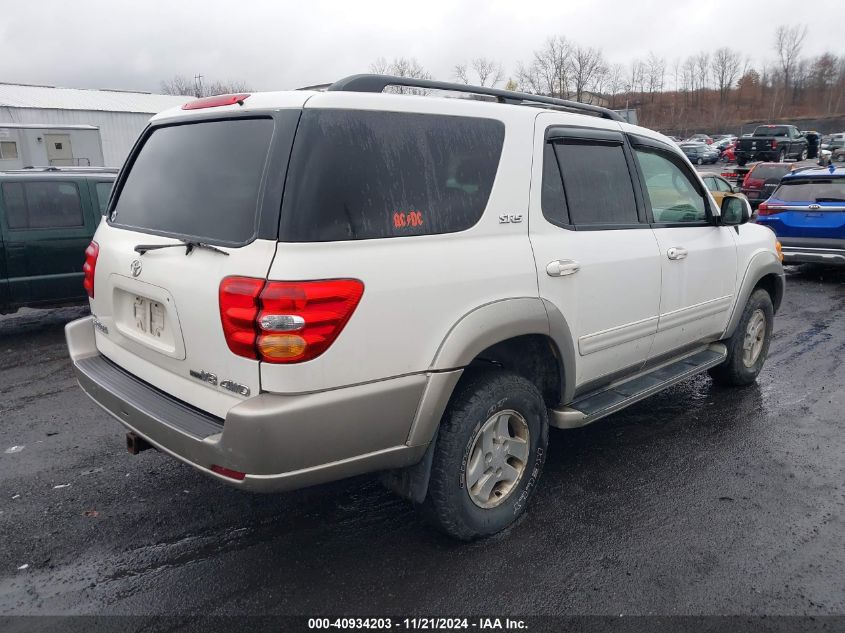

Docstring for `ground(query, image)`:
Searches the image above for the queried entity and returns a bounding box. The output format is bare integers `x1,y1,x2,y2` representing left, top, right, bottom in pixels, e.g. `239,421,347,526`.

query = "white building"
0,83,191,168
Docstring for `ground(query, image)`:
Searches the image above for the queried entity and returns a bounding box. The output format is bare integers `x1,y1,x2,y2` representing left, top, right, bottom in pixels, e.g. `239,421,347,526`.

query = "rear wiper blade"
814,197,845,203
134,240,230,256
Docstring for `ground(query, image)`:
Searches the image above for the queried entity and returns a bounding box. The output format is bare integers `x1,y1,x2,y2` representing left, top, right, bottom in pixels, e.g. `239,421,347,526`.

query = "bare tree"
454,58,504,87
695,52,711,92
774,24,808,101
516,36,571,97
206,79,251,95
160,74,251,97
472,58,504,87
645,52,666,100
629,59,644,95
605,63,625,108
570,45,606,102
160,75,197,96
811,53,840,113
369,57,432,94
712,47,742,103
370,57,391,75
454,63,470,84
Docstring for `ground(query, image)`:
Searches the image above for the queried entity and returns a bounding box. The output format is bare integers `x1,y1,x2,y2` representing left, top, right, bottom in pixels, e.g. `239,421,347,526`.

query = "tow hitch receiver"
126,432,153,455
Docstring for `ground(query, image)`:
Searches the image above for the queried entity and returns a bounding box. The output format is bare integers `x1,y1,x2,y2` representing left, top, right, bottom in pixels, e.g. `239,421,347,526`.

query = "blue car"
756,164,845,266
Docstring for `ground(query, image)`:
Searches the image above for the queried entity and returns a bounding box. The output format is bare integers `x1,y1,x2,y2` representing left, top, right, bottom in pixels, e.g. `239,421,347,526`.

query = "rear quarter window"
279,110,505,241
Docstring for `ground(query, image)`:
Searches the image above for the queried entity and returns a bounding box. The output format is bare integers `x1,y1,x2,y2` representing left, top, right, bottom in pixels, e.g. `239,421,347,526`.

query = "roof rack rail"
327,74,625,122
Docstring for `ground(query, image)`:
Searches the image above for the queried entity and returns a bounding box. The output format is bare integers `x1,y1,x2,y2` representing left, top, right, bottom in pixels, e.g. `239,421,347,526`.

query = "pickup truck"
735,125,808,166
0,167,115,314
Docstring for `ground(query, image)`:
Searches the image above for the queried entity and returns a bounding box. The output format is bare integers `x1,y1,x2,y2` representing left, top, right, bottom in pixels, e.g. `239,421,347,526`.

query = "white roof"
0,83,192,114
0,122,98,130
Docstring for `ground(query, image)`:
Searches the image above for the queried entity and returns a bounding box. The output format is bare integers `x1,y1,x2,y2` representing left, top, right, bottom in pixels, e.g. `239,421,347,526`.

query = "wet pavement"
0,266,843,618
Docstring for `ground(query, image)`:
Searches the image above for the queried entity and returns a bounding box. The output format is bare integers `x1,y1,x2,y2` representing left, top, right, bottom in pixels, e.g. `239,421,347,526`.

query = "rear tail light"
219,277,264,358
771,139,778,149
757,202,780,216
82,241,99,298
219,277,364,363
182,93,251,110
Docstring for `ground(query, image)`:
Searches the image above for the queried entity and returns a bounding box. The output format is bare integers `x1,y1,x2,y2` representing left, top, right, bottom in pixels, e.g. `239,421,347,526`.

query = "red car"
721,142,736,163
738,162,794,208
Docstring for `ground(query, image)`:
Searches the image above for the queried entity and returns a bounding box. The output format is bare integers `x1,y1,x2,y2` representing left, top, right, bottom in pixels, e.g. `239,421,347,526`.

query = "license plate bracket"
133,296,165,338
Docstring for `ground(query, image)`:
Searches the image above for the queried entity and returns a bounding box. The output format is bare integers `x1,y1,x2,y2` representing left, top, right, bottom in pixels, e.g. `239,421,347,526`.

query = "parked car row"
719,159,845,266
669,125,837,165
755,164,845,266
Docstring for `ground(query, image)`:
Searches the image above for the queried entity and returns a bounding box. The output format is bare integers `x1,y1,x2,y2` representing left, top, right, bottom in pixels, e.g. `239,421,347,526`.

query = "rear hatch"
743,164,791,200
88,100,303,419
759,178,845,239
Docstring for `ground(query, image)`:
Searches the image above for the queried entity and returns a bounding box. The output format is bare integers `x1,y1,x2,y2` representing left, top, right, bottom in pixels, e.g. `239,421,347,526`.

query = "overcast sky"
2,0,843,93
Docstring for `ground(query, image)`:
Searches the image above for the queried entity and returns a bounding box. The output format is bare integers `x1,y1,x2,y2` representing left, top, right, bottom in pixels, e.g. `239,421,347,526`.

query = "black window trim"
0,179,86,232
107,110,300,248
540,125,650,232
628,134,717,228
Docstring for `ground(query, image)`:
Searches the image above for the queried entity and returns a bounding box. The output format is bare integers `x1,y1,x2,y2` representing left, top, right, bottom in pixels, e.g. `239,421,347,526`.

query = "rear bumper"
778,237,845,265
66,316,431,492
736,151,776,162
781,246,845,265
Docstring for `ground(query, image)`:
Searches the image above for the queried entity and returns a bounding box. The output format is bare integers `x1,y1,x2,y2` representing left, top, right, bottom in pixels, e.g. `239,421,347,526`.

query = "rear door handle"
667,247,688,261
546,259,580,277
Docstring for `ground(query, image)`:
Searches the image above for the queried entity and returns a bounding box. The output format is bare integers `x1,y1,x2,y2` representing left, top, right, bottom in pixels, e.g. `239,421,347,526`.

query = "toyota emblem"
130,259,142,277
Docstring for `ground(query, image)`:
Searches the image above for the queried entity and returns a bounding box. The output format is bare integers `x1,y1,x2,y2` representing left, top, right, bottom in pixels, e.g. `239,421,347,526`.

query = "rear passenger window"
280,110,505,241
552,141,639,226
0,181,84,229
1,182,27,229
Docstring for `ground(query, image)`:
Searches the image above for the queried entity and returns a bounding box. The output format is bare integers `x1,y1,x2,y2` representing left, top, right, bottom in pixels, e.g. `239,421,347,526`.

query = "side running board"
550,344,727,429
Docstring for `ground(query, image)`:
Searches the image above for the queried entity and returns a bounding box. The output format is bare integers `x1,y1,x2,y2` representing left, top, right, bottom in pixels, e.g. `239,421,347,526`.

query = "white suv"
65,75,785,540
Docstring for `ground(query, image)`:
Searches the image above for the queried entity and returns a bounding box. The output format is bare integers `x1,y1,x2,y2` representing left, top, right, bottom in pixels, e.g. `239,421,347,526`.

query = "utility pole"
193,74,204,98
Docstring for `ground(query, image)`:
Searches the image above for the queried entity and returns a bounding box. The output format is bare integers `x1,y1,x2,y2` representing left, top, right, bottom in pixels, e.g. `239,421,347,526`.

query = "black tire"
799,148,808,161
737,156,747,167
777,149,786,163
709,289,774,387
421,369,549,540
697,157,704,165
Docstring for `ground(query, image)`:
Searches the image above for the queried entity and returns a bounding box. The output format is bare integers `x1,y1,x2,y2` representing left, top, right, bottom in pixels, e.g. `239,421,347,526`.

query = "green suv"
0,167,116,314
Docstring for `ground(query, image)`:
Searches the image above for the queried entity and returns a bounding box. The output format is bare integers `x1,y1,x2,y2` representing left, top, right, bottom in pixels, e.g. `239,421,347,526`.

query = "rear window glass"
773,180,845,203
110,118,274,245
279,110,504,241
751,165,791,180
1,181,84,229
754,126,789,137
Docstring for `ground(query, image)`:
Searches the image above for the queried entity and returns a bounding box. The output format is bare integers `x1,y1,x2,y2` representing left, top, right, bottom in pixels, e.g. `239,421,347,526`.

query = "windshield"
773,180,845,203
753,126,789,137
110,117,275,245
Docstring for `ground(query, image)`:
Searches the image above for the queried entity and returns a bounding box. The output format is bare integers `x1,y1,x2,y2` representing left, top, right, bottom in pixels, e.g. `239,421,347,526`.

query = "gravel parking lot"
0,265,843,618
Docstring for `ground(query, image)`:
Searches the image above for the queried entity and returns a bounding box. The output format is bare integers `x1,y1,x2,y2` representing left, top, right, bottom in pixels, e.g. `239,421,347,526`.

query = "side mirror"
720,195,751,227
